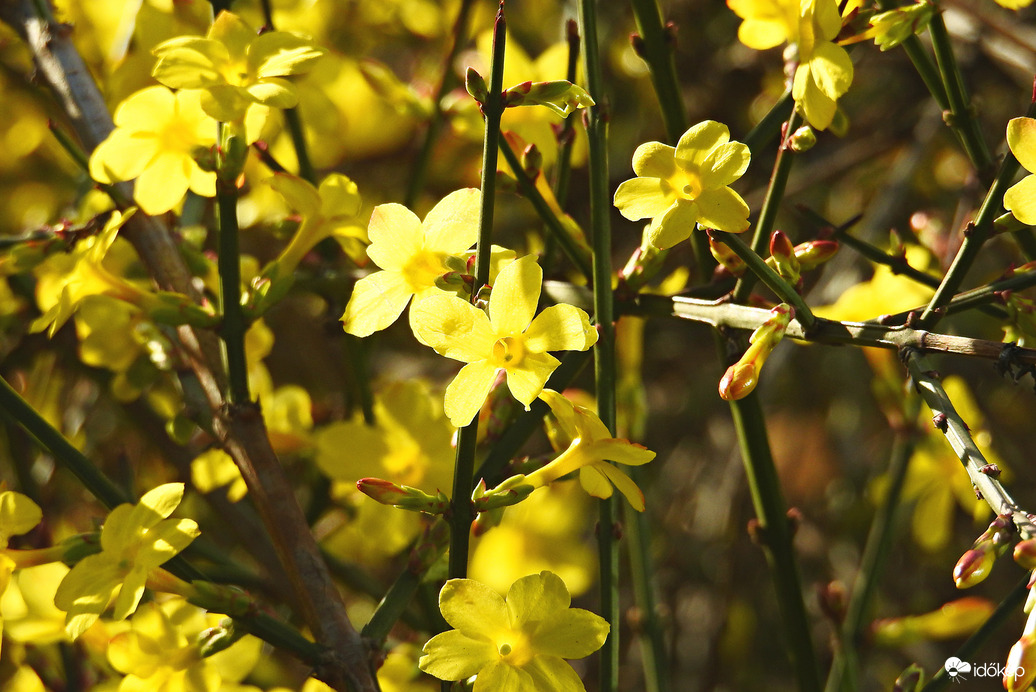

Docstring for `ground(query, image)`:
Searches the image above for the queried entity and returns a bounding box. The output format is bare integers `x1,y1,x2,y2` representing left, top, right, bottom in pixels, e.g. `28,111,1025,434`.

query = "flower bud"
893,664,923,692
1015,538,1036,570
953,545,995,589
1005,633,1036,691
718,304,793,401
709,236,745,276
465,67,488,106
870,2,935,52
196,618,242,657
768,230,801,283
356,478,450,515
794,240,839,270
788,125,816,152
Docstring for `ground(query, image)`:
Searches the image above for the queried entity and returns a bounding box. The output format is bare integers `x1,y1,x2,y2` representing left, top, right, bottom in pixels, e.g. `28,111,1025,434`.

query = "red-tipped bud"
718,362,758,401
356,478,449,515
709,236,746,276
770,230,795,261
795,240,840,270
1005,634,1036,691
953,545,995,589
1015,538,1036,570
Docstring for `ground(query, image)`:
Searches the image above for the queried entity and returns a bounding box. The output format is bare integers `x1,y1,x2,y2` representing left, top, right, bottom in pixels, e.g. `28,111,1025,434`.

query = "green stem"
625,486,669,692
362,567,423,644
497,138,592,278
0,374,129,509
578,0,620,689
729,395,822,692
733,111,801,303
917,93,1036,328
216,179,250,405
927,10,993,178
898,36,949,111
447,3,506,582
283,108,315,184
919,576,1029,692
711,230,816,330
825,398,922,692
405,0,476,207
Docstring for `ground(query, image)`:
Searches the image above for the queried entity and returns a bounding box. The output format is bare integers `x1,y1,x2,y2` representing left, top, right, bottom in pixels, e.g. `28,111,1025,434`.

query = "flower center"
402,250,448,292
496,630,533,667
491,336,525,370
675,166,704,200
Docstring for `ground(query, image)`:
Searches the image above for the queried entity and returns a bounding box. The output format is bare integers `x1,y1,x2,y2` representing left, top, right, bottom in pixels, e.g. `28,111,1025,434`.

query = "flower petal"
319,174,362,218
631,141,677,179
1008,118,1036,174
489,255,541,336
613,177,672,222
419,629,497,682
530,605,610,660
523,656,587,692
366,203,423,270
151,38,227,89
645,200,698,250
410,294,495,361
505,352,560,409
701,141,750,190
133,152,192,215
249,32,326,78
246,78,299,109
506,571,570,631
445,360,499,427
694,187,750,233
422,188,481,254
111,567,147,621
578,465,615,500
597,439,656,467
794,65,837,131
473,661,533,692
524,304,597,354
675,120,730,169
439,578,509,637
89,130,157,184
1005,175,1036,226
341,271,414,337
268,173,320,216
592,463,647,511
136,518,200,568
808,41,854,101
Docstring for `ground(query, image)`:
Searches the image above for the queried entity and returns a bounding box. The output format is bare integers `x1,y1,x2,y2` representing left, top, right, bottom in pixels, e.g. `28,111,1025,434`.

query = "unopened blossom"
614,120,751,250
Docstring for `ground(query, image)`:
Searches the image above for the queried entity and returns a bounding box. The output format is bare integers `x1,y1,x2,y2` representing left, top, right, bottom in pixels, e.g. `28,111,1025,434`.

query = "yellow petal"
524,304,596,353
675,120,730,169
505,351,559,409
701,141,751,190
421,188,481,254
419,629,497,681
631,141,677,179
594,463,646,511
410,294,495,361
133,151,191,215
613,177,673,222
268,173,321,216
1004,175,1036,226
578,465,615,500
319,174,362,218
489,255,541,336
151,38,227,89
646,199,698,250
808,42,854,101
366,203,423,270
341,271,414,337
250,32,326,78
89,129,155,185
444,360,499,427
694,187,750,233
246,78,300,109
1008,117,1036,174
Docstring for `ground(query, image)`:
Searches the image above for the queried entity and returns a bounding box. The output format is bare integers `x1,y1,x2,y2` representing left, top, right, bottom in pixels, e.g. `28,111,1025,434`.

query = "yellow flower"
1005,117,1036,225
265,172,366,274
522,389,655,511
89,87,217,215
152,11,326,122
107,598,261,692
0,491,43,656
410,255,598,427
728,0,853,130
613,120,751,250
419,571,609,691
54,483,200,639
341,188,480,337
31,210,139,337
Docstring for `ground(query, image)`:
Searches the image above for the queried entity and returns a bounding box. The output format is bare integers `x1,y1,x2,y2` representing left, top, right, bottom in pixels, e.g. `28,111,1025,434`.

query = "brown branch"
0,3,378,690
